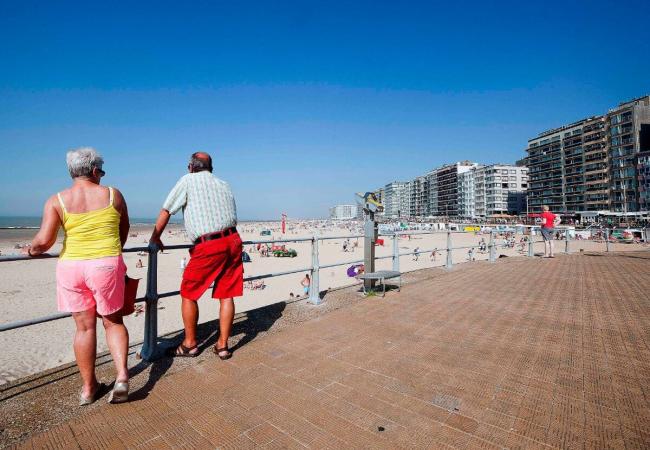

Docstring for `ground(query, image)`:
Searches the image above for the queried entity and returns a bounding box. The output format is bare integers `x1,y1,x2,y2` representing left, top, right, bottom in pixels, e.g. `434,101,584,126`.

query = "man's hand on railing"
149,236,165,253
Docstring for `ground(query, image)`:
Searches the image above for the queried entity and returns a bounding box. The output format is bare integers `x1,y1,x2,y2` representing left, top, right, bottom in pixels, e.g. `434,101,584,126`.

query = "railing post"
140,244,160,361
605,229,611,252
309,236,320,305
528,233,534,257
489,231,496,262
565,229,571,254
392,233,400,272
446,231,453,269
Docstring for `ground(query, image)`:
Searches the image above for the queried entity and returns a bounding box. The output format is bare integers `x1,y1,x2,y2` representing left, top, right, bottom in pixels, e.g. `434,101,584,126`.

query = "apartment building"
329,204,360,220
436,161,477,217
407,176,428,218
525,95,650,214
473,165,528,217
638,151,650,212
608,97,650,212
425,169,438,217
457,168,479,219
383,181,408,218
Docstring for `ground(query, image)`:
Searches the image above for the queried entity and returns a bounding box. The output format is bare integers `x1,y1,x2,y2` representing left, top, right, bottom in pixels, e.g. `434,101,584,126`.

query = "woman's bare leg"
102,312,129,383
72,309,98,397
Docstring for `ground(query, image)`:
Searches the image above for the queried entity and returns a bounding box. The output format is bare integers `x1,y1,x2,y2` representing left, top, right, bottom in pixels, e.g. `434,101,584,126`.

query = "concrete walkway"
13,252,650,449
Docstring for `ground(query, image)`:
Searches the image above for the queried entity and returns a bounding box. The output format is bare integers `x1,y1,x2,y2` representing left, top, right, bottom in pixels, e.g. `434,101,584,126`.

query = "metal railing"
0,227,641,361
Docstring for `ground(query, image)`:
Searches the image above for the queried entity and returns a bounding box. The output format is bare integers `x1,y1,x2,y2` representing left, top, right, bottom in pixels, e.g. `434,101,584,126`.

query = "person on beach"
540,205,560,258
301,273,311,296
150,152,242,360
413,247,420,261
24,147,130,405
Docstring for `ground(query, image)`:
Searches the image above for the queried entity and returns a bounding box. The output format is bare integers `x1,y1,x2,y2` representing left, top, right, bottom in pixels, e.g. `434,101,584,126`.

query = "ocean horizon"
0,216,302,229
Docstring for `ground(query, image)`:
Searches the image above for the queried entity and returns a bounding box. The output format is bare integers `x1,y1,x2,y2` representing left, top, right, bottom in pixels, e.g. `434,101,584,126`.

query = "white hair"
66,147,104,178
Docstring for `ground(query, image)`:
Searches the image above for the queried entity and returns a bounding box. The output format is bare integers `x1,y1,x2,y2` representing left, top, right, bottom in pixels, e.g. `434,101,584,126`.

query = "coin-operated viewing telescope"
356,192,384,291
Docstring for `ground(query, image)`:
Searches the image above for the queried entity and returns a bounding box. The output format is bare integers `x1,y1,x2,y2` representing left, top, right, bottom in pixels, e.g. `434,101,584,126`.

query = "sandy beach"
0,220,643,384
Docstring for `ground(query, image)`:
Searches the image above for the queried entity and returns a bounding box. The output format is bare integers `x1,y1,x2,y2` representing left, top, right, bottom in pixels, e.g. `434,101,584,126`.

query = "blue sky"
1,0,649,219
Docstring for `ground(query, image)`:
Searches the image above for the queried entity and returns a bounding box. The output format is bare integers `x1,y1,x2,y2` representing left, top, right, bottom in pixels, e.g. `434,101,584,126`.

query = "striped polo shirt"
162,171,237,241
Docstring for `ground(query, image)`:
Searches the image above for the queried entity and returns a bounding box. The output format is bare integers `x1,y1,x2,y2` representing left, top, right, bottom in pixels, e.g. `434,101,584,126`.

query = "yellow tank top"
58,187,122,260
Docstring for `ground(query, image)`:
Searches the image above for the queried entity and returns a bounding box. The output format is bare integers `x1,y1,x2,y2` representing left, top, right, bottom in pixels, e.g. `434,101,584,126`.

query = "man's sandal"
166,344,199,358
214,346,232,360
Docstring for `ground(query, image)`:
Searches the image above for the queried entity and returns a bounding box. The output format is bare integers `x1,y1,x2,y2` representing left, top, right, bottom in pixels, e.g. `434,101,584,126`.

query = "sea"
0,216,274,241
0,216,184,241
0,216,186,229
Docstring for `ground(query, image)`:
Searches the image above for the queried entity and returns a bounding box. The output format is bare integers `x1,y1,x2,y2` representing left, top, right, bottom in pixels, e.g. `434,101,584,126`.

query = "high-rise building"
383,181,408,218
407,176,428,218
608,97,650,212
425,169,438,217
473,165,528,217
436,161,477,217
457,168,479,218
637,151,650,212
525,95,650,214
329,204,360,220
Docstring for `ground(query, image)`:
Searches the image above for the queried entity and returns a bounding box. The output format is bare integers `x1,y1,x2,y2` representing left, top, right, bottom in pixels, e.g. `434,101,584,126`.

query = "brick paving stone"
12,252,650,449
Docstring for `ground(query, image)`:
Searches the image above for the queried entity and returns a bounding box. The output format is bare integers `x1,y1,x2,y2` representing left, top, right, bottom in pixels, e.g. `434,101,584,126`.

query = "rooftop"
3,251,650,449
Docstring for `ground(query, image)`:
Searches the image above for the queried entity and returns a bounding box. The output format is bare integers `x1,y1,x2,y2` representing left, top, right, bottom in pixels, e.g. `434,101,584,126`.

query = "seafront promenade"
3,251,650,449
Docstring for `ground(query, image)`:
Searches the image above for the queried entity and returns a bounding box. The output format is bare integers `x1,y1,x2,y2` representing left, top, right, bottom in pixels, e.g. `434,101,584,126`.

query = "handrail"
0,226,643,360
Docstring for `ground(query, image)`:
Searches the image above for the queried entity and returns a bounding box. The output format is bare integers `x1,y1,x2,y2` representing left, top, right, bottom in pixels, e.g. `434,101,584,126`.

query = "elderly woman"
26,147,131,405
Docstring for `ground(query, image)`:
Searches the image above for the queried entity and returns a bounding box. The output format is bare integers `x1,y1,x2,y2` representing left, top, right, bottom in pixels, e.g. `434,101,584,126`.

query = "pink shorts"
56,255,126,316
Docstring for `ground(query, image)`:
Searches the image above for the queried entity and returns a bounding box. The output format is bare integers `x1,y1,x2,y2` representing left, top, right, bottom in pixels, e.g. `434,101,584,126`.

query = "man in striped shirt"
150,152,242,360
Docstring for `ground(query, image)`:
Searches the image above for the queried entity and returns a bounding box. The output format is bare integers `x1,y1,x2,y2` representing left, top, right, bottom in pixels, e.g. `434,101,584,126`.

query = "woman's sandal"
107,381,129,404
79,382,107,406
166,343,199,358
213,346,232,360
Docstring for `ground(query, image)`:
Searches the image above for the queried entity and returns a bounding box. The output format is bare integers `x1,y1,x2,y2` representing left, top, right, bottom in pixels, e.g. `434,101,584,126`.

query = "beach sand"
0,220,640,384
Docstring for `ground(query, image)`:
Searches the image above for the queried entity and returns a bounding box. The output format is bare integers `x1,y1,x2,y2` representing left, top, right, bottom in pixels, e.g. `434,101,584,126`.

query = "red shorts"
181,232,243,301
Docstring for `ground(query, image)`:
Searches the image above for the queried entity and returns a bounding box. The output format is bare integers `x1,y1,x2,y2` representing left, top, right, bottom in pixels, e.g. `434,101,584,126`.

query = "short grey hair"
189,152,213,173
66,147,104,178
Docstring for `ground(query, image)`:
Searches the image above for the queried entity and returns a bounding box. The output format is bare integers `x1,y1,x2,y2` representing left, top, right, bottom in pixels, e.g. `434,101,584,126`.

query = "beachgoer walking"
301,273,311,296
413,247,420,261
467,247,475,261
150,152,242,360
540,205,560,258
430,248,438,262
25,147,130,405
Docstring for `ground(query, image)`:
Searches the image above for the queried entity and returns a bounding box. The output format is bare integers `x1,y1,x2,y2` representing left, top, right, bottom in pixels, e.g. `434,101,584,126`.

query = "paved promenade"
13,252,650,449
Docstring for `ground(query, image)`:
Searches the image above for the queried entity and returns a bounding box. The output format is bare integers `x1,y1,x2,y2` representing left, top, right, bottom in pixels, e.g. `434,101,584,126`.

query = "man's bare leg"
216,297,234,354
180,297,199,353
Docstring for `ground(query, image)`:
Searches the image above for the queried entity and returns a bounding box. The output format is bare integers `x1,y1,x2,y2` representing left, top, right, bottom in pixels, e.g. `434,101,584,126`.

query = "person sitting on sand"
136,258,143,268
24,147,131,405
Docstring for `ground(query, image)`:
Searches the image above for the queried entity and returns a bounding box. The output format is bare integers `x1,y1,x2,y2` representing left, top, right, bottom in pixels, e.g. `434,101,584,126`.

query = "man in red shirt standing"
540,205,560,258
